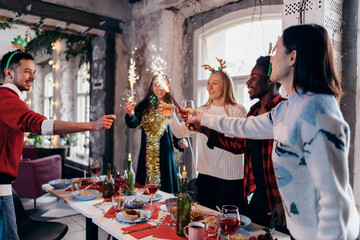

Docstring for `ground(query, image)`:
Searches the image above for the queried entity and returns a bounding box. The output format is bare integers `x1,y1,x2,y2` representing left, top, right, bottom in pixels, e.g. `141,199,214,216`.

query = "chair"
12,154,62,211
12,189,68,240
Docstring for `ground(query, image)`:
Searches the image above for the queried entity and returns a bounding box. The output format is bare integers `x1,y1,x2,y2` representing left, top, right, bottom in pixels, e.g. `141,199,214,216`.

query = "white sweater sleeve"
302,113,359,240
200,111,274,139
167,110,188,138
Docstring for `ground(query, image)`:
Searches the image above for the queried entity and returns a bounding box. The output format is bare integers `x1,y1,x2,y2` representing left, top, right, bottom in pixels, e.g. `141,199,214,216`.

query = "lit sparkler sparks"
128,58,139,101
156,75,181,110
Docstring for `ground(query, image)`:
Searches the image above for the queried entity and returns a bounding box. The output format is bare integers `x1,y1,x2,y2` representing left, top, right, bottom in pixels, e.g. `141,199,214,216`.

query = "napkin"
121,222,155,239
104,206,119,218
142,201,164,219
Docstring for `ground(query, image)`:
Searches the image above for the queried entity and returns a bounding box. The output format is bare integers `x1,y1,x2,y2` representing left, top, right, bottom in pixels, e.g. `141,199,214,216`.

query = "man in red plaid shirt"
199,56,288,231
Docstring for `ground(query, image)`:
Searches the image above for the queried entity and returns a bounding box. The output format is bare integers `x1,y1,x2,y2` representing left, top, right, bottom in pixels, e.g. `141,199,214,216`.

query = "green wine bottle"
102,163,114,198
125,153,135,196
176,178,191,236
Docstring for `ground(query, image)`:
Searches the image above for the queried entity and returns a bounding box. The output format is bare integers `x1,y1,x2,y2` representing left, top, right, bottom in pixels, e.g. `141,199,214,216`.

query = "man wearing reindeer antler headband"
0,36,116,239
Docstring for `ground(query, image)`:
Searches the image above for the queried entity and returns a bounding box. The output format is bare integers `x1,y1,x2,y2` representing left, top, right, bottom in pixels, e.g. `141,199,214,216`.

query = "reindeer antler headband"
5,35,30,69
201,58,227,72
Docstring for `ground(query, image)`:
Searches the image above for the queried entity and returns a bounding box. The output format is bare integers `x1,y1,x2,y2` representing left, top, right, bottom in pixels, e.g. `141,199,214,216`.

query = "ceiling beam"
0,0,124,33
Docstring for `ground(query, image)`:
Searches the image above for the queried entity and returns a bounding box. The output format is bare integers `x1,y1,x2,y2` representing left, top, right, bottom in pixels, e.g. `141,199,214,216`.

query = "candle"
182,166,187,179
128,153,132,161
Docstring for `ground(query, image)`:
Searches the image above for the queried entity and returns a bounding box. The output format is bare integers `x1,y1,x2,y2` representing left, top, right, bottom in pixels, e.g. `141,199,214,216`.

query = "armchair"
12,154,62,211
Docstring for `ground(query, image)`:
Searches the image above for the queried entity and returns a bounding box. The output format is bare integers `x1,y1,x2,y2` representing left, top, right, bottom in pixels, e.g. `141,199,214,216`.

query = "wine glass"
145,175,160,210
114,169,127,195
181,100,195,136
71,178,82,191
89,158,101,181
220,205,241,240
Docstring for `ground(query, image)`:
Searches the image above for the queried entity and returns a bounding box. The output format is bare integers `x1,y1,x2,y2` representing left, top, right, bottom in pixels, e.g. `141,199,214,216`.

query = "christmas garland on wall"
27,29,91,66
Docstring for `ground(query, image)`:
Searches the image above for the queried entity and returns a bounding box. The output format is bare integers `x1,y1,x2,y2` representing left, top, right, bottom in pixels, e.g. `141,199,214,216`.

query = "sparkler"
156,75,181,110
128,58,139,101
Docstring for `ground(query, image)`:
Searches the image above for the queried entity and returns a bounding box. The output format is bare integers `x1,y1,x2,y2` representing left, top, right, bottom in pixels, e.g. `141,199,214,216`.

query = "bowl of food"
81,177,96,185
165,198,177,212
220,228,250,240
72,189,99,201
124,195,148,209
49,179,71,189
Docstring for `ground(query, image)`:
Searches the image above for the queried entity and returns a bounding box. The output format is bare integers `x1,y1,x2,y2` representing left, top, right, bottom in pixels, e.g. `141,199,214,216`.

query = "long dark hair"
282,24,342,101
134,75,173,115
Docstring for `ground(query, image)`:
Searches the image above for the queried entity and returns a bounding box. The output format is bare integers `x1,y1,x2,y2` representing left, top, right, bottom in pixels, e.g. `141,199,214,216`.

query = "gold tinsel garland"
141,104,167,180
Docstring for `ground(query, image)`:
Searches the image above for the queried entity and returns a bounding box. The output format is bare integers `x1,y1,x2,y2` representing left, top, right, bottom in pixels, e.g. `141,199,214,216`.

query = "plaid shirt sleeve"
206,94,286,211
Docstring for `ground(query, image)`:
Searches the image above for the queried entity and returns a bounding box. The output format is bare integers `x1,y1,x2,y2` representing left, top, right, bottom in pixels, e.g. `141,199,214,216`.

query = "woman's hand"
178,139,188,149
267,203,286,226
125,101,135,117
181,108,204,125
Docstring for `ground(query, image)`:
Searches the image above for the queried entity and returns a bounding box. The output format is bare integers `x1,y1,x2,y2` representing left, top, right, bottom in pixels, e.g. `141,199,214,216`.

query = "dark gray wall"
90,33,115,173
341,0,359,186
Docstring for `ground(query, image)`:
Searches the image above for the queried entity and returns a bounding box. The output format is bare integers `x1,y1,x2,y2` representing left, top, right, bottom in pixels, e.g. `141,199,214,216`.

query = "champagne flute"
220,205,241,240
145,175,160,210
181,100,195,136
89,158,101,181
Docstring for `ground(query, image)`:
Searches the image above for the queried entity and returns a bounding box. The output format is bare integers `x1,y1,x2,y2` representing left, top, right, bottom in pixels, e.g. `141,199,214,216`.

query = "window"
195,14,282,111
72,62,90,163
44,72,54,119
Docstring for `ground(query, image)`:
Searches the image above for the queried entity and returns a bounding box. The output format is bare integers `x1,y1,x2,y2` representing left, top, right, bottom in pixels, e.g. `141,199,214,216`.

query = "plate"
220,228,250,240
141,193,162,202
81,177,96,185
124,195,148,209
49,179,71,189
239,215,251,229
116,210,151,224
72,189,99,201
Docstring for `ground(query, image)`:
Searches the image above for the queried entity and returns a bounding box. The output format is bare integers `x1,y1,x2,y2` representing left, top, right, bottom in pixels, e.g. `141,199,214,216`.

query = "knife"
122,225,157,234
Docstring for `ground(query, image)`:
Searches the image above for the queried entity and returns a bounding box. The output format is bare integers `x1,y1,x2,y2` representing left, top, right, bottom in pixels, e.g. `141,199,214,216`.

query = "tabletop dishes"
239,215,251,229
141,192,162,202
81,177,96,185
72,189,99,201
116,210,151,224
49,179,71,189
124,195,148,209
220,228,250,240
165,197,177,212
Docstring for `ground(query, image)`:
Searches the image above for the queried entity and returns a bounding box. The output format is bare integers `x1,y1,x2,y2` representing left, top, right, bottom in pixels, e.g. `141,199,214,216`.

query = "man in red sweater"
0,51,116,240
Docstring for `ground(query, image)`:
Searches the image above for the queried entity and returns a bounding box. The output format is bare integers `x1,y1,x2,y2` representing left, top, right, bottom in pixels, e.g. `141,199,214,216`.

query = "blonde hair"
202,70,238,116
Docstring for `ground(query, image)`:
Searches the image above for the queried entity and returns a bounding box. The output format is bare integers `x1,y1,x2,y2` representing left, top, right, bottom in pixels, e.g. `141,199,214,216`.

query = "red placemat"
121,222,155,239
104,201,165,220
66,181,102,192
152,215,186,240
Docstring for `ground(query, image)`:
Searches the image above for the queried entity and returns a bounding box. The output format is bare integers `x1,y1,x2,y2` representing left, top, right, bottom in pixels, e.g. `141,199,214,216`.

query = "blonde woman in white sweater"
169,70,247,211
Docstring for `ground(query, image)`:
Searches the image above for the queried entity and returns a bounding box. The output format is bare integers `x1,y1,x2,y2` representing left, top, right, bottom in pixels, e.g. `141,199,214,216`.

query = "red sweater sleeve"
0,92,46,134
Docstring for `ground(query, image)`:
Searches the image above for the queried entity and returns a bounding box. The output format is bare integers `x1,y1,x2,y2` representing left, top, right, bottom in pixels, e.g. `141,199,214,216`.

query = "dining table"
42,183,291,240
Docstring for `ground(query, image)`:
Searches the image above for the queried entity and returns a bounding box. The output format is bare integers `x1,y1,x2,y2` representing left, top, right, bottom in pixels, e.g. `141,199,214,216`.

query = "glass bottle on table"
124,153,135,196
102,163,114,198
176,178,191,236
176,166,182,195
